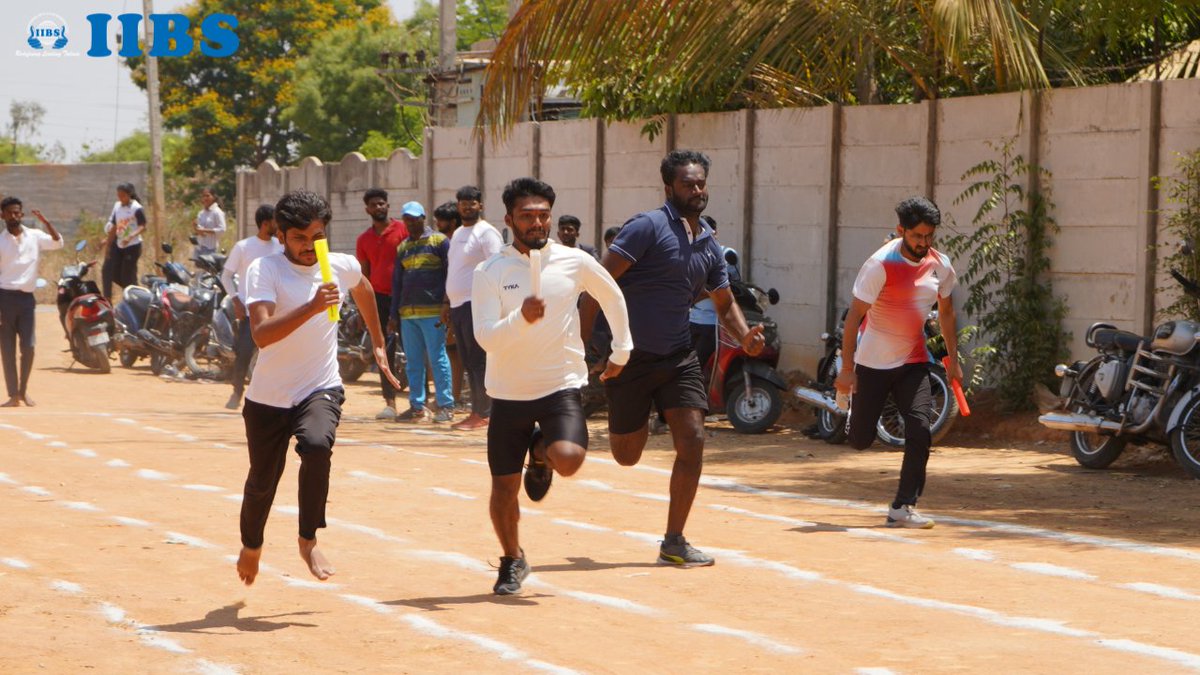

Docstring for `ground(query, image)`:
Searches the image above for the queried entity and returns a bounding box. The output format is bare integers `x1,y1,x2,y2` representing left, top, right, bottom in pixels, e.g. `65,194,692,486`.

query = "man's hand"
440,304,450,327
521,296,545,324
31,209,48,225
945,357,964,384
233,297,247,322
599,359,624,383
387,317,397,334
374,345,403,390
308,282,340,316
740,324,766,356
834,368,856,395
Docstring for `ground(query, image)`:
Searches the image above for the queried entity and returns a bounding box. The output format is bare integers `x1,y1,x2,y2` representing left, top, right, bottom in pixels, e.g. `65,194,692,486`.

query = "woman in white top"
100,183,147,300
194,187,227,254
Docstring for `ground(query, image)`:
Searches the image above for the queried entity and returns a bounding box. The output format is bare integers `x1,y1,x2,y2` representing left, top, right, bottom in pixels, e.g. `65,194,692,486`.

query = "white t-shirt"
851,238,956,370
0,227,63,292
220,235,284,303
445,219,503,308
196,204,227,251
105,200,146,249
472,242,632,401
243,251,362,408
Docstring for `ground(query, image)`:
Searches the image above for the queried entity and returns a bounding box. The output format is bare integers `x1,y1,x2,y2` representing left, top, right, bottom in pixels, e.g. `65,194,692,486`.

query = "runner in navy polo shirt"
585,150,765,567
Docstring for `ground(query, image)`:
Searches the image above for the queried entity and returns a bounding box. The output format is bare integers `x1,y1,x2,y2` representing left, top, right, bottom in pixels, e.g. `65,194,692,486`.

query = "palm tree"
478,0,1196,136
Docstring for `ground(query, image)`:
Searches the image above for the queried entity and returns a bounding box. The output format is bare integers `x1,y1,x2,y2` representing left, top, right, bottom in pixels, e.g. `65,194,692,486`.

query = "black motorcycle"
57,240,115,373
336,296,407,389
1040,269,1200,479
794,308,959,447
113,242,192,371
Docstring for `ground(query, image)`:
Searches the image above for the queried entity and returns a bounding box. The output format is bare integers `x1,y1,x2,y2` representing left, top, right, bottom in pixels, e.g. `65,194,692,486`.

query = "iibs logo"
26,13,70,52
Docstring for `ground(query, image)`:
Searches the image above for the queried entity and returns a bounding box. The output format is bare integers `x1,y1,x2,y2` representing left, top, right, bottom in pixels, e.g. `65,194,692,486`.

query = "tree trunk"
855,41,879,104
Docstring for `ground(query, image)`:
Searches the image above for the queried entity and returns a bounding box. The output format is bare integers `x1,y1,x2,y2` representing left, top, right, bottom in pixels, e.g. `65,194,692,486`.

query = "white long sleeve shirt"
446,220,503,308
472,242,632,401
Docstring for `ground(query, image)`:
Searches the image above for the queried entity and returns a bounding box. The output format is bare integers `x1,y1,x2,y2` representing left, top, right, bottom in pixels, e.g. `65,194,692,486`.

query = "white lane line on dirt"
112,516,152,527
20,485,52,496
46,440,69,448
22,430,51,440
953,548,996,562
52,580,83,594
223,494,243,503
106,459,131,468
181,484,225,492
63,501,102,512
113,418,138,425
175,434,198,442
709,503,817,528
2,557,31,569
0,473,18,485
340,594,393,614
430,487,475,500
553,589,660,616
551,518,612,533
856,668,897,675
1009,562,1097,581
326,519,408,544
163,532,215,549
137,469,174,481
401,614,554,668
407,450,449,458
460,458,488,466
1119,583,1200,601
691,623,803,655
1097,639,1200,669
73,448,98,458
347,470,401,483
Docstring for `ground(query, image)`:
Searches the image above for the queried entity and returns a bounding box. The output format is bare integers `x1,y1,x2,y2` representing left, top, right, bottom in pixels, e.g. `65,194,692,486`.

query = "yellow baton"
313,239,340,322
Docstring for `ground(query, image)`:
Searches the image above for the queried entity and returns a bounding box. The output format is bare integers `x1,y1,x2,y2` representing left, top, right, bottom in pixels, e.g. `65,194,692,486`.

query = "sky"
0,0,419,162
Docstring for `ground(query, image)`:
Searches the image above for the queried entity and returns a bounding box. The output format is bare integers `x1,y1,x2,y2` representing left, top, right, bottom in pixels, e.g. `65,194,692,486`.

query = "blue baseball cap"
401,201,425,218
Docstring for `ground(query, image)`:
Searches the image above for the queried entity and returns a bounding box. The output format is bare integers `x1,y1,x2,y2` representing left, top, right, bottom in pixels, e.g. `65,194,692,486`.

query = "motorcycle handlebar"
1170,268,1200,299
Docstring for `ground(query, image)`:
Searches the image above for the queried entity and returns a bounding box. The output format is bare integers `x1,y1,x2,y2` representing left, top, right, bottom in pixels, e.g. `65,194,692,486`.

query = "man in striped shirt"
390,202,456,423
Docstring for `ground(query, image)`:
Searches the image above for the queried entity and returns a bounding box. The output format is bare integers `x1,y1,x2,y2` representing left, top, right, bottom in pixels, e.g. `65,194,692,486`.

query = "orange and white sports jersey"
851,238,956,370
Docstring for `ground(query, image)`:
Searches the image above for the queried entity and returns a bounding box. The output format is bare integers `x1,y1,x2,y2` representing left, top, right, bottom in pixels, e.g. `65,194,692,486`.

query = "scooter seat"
1091,328,1143,352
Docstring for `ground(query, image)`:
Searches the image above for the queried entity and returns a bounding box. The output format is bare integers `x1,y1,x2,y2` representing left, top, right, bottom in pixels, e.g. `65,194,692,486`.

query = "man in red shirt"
355,188,408,420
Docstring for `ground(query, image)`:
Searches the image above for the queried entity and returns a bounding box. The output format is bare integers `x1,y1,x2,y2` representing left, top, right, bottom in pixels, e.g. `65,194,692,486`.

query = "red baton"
942,356,971,417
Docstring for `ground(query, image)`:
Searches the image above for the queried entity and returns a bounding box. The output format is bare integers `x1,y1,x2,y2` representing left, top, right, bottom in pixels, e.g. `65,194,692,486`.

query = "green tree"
404,0,510,51
81,130,189,169
128,0,383,193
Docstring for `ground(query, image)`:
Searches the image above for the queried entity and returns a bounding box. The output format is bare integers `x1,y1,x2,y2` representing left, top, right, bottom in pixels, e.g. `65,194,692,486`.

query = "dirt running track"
4,308,1200,674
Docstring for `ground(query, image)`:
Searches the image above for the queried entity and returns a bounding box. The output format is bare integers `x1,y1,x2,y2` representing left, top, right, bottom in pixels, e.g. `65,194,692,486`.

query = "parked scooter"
793,308,959,447
113,242,192,371
702,279,788,433
1040,267,1200,479
56,240,115,373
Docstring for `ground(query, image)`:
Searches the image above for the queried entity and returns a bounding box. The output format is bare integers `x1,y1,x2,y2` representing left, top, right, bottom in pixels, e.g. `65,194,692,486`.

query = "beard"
902,240,929,260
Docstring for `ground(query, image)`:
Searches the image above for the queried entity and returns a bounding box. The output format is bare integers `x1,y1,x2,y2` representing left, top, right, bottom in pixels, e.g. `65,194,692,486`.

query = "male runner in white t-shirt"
234,191,400,586
472,177,632,595
835,196,963,529
220,203,283,410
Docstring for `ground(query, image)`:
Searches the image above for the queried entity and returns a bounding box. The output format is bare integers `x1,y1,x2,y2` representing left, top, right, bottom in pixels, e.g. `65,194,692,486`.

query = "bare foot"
20,395,34,407
298,536,335,580
1,398,20,408
236,547,262,586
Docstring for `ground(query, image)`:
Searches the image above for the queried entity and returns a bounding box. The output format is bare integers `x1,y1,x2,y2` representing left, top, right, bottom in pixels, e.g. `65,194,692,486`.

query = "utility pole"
143,0,166,263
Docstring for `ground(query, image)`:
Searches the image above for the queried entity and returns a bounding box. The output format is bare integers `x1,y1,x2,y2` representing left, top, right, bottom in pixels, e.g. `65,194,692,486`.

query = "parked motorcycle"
1040,269,1200,479
57,240,115,373
336,295,407,389
180,249,233,379
703,279,787,433
113,242,193,372
793,308,959,447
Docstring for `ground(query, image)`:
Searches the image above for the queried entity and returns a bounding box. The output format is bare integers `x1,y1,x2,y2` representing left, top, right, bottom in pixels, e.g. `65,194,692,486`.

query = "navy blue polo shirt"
609,202,730,355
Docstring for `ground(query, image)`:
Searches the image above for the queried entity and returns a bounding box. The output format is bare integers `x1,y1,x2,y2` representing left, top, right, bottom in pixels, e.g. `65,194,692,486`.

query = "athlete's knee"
549,443,585,476
847,431,875,451
295,433,333,459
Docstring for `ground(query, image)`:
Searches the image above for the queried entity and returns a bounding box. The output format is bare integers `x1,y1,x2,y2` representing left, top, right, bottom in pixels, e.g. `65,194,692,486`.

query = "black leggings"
102,243,142,300
240,387,344,548
848,363,933,507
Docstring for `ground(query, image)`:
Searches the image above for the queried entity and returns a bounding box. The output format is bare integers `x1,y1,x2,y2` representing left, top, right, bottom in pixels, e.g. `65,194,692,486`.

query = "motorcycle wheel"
150,352,167,376
119,349,138,369
1067,358,1128,469
725,376,783,434
90,343,111,374
1170,396,1200,479
875,366,958,449
340,358,367,383
184,332,226,380
815,358,848,444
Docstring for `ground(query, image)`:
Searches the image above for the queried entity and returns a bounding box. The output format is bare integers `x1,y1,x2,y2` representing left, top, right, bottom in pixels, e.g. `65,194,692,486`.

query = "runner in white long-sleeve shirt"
472,177,632,595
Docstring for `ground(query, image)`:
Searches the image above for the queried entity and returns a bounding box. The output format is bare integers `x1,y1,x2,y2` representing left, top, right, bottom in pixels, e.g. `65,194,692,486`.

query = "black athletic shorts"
604,348,708,435
487,388,588,476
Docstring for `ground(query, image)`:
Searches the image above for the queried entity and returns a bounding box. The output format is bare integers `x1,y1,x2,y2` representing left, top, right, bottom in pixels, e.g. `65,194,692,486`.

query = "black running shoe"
523,427,552,502
493,554,530,595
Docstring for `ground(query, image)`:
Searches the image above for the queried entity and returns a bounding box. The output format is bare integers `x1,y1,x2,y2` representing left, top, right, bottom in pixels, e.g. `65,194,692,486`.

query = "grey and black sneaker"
523,427,552,502
395,406,431,423
432,408,454,423
657,534,715,567
493,554,530,595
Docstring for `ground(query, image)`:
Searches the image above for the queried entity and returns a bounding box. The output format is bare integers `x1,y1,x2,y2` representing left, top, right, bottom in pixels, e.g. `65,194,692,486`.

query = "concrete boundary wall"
0,162,148,241
238,80,1200,374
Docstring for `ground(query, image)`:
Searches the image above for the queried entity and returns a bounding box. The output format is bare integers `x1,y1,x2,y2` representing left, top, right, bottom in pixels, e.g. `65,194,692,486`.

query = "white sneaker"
375,405,397,421
887,504,934,529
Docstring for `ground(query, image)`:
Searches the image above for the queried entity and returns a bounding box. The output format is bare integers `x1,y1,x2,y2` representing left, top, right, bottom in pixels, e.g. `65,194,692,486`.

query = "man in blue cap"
355,188,409,419
391,201,456,423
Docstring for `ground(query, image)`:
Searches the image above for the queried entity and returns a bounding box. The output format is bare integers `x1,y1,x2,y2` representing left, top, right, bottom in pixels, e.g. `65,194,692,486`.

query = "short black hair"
363,187,388,204
202,187,220,204
603,226,621,242
895,196,941,229
254,203,275,226
116,182,139,202
700,215,717,232
1,196,22,211
456,185,482,202
558,215,581,230
660,149,711,185
433,201,461,226
274,190,332,234
502,177,556,214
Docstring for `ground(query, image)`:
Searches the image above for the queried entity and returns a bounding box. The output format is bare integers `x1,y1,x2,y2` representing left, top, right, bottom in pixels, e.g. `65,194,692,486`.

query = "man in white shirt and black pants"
234,191,399,586
473,177,632,595
835,197,963,529
0,197,62,407
219,203,283,410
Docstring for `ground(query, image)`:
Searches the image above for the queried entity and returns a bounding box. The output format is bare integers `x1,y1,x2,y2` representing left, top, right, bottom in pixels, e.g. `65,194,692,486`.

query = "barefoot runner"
473,177,631,595
235,191,400,585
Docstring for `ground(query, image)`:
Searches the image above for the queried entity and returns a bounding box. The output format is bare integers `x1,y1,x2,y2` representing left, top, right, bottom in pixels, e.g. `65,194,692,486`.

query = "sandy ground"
3,308,1200,674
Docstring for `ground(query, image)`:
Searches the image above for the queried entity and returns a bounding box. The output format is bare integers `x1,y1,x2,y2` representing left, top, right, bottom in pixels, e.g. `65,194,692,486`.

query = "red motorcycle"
57,240,115,373
702,280,786,433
